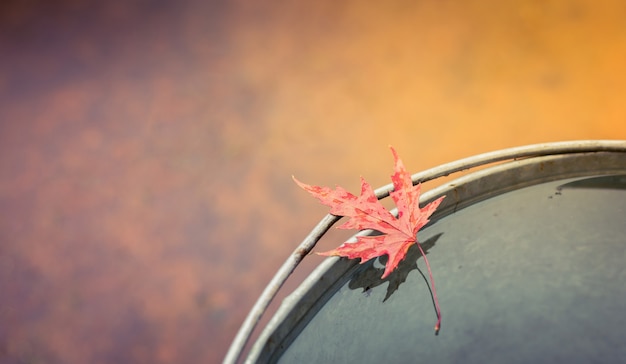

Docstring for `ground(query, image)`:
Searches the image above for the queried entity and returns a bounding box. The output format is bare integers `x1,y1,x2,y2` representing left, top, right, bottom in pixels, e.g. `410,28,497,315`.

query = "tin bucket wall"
240,141,626,363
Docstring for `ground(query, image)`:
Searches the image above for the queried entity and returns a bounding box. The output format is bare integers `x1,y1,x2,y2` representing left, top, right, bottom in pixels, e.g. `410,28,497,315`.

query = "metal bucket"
226,140,626,364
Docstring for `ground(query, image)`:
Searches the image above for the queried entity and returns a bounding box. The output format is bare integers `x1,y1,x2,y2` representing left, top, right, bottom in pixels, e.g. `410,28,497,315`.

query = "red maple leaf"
293,146,445,332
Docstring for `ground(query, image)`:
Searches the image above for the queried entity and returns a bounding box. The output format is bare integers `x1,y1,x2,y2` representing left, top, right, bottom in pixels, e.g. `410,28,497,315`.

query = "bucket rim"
224,139,626,364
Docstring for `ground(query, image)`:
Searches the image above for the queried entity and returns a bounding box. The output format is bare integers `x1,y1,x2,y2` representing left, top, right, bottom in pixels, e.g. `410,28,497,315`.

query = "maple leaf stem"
416,242,441,335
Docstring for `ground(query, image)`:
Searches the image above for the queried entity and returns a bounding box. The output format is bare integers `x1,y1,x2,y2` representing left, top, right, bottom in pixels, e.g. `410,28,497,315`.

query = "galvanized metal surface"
225,140,626,364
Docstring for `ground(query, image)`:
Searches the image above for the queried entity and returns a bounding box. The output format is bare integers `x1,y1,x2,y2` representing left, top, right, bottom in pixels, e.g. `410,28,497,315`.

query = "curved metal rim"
224,140,626,364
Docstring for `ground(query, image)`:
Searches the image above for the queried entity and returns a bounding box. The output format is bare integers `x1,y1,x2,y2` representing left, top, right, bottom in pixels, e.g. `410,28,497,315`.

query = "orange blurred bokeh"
1,1,625,362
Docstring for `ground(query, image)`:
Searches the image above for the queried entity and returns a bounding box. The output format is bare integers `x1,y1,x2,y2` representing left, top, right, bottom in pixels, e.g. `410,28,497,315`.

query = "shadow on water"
556,174,626,192
348,233,443,304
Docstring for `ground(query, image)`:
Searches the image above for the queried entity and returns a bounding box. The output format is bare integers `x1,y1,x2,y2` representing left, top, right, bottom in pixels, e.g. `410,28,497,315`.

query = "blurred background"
1,0,625,363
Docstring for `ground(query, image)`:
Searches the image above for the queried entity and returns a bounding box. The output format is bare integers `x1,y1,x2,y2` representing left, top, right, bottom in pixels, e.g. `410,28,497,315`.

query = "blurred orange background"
1,1,625,363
